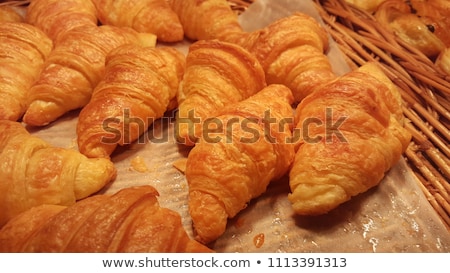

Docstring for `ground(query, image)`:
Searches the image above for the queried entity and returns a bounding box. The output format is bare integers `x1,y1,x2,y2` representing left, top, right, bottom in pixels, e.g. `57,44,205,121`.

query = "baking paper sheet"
29,0,450,252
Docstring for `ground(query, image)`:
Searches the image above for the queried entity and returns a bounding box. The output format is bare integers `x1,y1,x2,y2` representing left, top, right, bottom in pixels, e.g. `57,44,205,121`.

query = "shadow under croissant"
207,174,380,251
291,188,376,231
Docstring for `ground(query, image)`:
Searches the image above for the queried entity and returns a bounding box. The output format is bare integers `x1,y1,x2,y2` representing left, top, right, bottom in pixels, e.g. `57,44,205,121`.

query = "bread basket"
1,0,448,241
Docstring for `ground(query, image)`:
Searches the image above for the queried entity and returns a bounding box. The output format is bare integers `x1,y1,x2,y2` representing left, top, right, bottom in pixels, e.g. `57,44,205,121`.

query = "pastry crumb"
130,156,149,173
172,158,188,174
253,233,265,248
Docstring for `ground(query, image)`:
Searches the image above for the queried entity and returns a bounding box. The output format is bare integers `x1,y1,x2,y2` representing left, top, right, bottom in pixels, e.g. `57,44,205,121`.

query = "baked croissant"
26,0,98,41
0,120,116,227
0,22,52,121
230,12,337,103
175,39,266,146
288,62,411,215
185,84,295,244
0,6,24,23
344,0,386,13
91,0,183,43
168,0,243,41
0,185,214,253
22,24,157,127
77,44,186,159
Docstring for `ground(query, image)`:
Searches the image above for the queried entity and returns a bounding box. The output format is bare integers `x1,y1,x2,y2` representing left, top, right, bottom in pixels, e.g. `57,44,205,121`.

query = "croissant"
175,39,266,146
91,0,183,43
22,25,157,127
0,185,214,253
229,12,337,103
26,0,98,41
77,44,186,159
168,0,243,41
184,84,295,244
288,62,411,215
0,6,24,23
343,0,386,13
0,120,117,227
0,22,52,121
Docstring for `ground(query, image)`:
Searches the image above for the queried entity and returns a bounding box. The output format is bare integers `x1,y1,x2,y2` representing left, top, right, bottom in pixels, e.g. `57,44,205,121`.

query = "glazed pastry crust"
0,186,213,253
0,120,116,227
230,12,336,103
22,25,156,127
168,0,243,41
26,0,98,41
344,0,385,13
92,0,184,42
77,44,185,158
185,84,295,244
175,39,266,146
0,6,24,23
0,22,52,121
288,62,411,215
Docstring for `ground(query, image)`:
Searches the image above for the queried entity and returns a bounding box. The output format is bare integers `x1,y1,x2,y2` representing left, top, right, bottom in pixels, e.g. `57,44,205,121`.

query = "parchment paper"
29,0,450,252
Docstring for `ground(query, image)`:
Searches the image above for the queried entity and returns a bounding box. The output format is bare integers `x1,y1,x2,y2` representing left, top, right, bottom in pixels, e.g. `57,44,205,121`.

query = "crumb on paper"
253,233,265,248
130,156,149,173
172,158,188,174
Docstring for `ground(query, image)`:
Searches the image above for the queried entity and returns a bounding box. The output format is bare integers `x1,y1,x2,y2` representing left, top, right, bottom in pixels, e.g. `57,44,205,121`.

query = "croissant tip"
288,183,349,216
22,101,59,127
188,191,228,244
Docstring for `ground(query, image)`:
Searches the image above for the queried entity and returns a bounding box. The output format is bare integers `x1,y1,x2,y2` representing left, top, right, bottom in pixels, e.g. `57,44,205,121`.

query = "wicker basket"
2,0,449,230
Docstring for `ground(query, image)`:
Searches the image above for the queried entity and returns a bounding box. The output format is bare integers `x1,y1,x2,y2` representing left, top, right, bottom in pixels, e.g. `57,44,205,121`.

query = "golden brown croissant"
374,0,450,58
26,0,98,41
91,0,183,43
0,185,214,253
22,25,157,127
229,12,337,103
175,39,266,146
168,0,243,41
184,84,295,244
0,120,116,227
288,62,411,215
0,22,52,121
77,44,186,159
0,6,24,23
344,0,386,13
